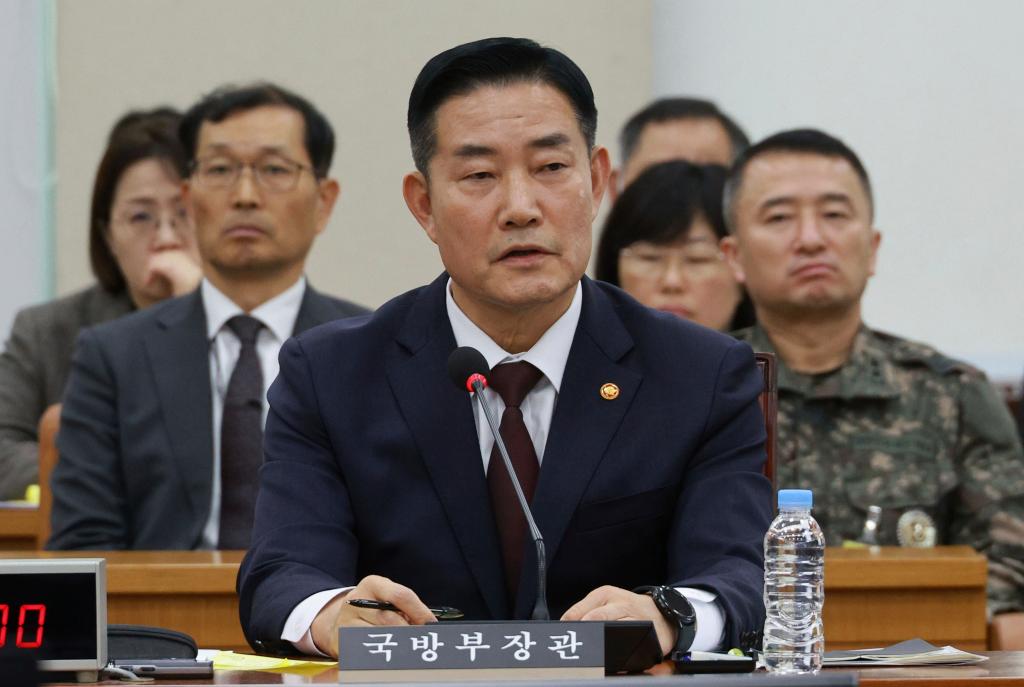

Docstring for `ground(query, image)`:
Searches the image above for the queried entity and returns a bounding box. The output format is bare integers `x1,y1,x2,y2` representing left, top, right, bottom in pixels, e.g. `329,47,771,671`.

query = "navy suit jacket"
48,285,368,550
238,275,771,653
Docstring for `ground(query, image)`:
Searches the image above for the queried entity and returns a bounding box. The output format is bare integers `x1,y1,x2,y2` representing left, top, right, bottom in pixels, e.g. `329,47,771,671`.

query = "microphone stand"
470,378,550,621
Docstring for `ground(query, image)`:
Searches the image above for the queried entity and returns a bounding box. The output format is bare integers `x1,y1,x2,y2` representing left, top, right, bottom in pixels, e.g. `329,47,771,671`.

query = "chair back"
755,353,778,495
990,612,1024,650
36,403,61,549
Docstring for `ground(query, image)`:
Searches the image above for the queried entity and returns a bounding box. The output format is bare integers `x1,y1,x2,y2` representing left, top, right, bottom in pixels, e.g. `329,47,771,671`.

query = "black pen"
346,598,464,620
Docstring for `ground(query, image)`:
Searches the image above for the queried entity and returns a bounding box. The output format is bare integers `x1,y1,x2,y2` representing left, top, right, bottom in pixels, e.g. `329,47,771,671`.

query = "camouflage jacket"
735,324,1024,613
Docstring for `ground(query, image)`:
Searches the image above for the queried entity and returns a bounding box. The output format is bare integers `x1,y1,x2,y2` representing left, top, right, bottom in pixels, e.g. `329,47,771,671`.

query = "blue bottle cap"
777,489,813,509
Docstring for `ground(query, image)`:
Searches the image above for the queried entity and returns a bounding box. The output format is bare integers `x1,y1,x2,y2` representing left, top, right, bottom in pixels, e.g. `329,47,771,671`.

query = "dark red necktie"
486,361,544,601
218,315,264,549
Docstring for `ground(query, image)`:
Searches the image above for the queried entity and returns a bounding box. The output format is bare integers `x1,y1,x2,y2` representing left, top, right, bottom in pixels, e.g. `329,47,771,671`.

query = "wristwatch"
634,585,697,661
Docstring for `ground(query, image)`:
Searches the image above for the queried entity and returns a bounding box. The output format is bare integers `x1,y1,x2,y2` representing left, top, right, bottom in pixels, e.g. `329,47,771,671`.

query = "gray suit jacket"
0,285,133,500
47,285,367,550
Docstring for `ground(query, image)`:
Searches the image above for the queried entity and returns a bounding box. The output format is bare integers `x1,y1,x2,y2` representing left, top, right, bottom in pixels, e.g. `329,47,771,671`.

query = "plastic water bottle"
762,489,825,674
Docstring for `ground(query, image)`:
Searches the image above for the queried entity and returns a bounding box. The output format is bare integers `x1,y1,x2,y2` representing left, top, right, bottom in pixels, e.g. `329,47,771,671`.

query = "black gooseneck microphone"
447,346,550,621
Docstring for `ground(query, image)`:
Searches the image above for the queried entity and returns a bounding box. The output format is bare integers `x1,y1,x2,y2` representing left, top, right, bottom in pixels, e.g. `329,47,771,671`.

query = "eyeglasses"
191,155,315,192
619,239,725,279
111,205,190,235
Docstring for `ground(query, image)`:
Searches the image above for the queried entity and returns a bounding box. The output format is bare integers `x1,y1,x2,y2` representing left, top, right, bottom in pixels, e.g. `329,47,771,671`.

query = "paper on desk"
823,639,987,666
199,649,334,672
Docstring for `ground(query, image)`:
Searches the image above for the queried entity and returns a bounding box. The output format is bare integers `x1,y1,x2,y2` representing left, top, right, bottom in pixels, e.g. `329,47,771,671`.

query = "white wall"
0,1,53,336
653,0,1024,383
52,0,650,317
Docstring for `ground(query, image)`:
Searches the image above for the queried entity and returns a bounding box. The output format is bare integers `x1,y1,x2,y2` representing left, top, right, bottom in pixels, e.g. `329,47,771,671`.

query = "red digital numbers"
0,604,46,648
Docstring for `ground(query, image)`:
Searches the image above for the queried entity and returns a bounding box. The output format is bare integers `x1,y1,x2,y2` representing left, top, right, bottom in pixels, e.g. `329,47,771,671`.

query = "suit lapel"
144,291,214,523
292,285,335,334
518,279,641,614
384,276,509,619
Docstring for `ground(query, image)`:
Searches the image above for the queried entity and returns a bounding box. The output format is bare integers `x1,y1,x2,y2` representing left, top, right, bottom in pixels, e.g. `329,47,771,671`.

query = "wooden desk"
0,506,40,549
824,546,988,651
3,546,988,655
43,652,1024,686
0,550,248,651
847,651,1024,686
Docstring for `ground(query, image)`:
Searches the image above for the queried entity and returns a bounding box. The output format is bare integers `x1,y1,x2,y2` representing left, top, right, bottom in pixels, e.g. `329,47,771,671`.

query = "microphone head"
447,346,489,393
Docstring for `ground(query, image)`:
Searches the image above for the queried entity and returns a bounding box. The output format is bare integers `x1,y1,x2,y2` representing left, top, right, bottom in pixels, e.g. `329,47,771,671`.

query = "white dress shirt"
283,279,724,653
199,277,306,549
448,278,580,466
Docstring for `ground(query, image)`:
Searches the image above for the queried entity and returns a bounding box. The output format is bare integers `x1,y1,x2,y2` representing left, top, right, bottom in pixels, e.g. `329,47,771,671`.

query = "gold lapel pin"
600,383,620,400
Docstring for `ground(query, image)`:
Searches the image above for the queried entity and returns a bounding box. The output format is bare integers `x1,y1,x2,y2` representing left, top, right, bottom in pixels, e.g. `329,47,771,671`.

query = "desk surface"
0,546,990,653
0,506,39,549
0,549,249,651
43,652,1024,686
0,549,246,590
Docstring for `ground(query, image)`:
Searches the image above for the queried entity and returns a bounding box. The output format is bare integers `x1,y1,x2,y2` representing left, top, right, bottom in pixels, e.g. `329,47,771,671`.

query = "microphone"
447,346,550,621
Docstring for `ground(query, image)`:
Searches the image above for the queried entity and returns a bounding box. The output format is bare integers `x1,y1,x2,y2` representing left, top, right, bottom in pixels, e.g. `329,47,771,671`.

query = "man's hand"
310,575,437,658
144,249,202,300
562,585,677,656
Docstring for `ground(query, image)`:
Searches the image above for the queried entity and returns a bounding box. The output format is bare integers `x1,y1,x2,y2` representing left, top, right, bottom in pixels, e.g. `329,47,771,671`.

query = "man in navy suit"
48,83,367,550
239,39,772,659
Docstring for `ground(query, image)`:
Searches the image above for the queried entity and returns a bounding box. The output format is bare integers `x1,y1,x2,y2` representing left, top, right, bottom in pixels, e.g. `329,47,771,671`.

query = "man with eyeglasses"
721,128,1024,614
48,83,368,551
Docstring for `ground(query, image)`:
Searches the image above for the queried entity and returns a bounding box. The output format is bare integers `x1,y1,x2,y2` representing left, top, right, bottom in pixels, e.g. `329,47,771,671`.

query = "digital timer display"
0,603,46,648
0,571,97,661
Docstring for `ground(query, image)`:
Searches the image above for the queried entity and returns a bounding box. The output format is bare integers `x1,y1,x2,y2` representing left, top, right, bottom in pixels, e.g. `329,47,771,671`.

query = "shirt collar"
445,277,581,392
202,276,307,342
747,322,898,400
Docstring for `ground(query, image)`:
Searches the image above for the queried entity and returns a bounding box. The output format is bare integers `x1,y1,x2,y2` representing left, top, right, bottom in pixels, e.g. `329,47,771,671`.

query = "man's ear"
588,146,612,221
867,228,882,276
403,171,437,244
720,235,746,284
314,178,341,235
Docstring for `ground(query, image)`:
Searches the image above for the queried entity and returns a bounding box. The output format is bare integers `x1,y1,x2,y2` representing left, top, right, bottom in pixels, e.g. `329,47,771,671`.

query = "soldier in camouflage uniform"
721,129,1024,613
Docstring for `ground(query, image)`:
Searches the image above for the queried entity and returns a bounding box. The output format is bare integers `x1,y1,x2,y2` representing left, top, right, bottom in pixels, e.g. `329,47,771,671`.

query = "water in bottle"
762,488,825,674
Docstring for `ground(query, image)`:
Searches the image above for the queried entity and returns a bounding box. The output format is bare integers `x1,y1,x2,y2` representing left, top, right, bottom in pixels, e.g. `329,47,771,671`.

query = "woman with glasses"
0,108,201,500
594,160,754,332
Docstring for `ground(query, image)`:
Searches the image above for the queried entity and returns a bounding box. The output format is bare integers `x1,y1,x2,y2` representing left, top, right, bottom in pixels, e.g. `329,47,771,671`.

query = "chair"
36,403,61,549
754,352,778,494
990,612,1024,650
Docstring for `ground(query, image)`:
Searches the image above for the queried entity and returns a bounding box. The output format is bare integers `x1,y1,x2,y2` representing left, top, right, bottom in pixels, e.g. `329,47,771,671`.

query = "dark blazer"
47,285,368,550
0,285,133,500
238,275,772,653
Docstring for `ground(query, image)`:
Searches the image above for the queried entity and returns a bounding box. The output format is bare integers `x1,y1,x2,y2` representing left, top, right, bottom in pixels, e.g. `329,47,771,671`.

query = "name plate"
338,621,604,682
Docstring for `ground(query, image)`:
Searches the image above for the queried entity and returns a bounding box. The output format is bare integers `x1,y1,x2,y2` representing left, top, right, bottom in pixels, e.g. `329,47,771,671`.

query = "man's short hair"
619,97,749,166
723,128,874,233
179,82,335,178
407,37,597,176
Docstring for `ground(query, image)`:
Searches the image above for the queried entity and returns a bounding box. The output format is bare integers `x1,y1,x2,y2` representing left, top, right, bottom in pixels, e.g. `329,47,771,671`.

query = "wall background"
51,0,650,319
652,0,1024,382
7,0,1022,383
0,0,53,338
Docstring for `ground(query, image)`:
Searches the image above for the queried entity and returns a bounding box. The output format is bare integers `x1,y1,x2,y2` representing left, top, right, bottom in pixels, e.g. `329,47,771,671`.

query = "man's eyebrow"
454,144,496,158
202,143,290,155
452,133,573,159
529,132,572,149
758,196,796,212
758,192,856,214
819,192,854,206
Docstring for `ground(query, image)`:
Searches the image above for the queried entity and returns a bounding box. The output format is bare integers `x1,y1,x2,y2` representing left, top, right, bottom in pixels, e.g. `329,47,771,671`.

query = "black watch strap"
634,585,697,661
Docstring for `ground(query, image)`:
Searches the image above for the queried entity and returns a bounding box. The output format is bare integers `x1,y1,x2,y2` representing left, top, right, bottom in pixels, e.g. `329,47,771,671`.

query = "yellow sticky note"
212,650,334,672
24,485,40,505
